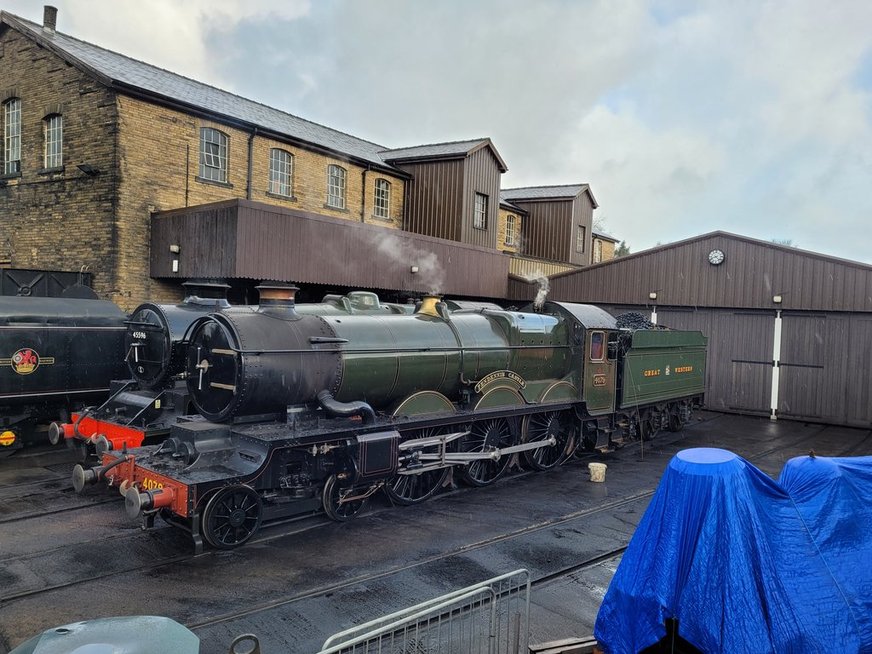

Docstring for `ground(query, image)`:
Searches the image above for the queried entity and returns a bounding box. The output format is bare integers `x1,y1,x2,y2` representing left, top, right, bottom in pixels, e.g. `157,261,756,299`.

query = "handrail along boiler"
75,292,707,551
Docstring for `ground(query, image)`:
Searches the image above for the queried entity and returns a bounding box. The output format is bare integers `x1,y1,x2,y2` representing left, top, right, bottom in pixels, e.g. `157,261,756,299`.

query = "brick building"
0,7,613,308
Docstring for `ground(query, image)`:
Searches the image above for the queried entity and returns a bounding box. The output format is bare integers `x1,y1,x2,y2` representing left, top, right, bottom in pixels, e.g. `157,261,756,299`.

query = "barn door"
725,312,774,415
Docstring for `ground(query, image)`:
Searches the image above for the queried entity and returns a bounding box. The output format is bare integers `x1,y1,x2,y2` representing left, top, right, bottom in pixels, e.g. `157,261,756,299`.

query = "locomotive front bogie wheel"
322,474,369,522
458,417,517,487
522,411,576,471
202,485,263,550
385,426,453,506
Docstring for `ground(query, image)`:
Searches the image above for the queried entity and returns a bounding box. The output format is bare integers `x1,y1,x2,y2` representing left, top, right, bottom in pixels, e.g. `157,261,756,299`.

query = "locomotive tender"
76,291,706,551
0,295,127,453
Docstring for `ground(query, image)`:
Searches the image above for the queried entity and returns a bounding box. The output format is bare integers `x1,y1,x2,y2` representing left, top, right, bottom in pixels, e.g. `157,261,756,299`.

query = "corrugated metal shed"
507,231,872,428
151,199,510,298
510,231,872,312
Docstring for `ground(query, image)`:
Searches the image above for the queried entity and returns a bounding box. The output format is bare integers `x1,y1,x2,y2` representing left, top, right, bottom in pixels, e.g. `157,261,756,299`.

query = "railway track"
1,414,869,654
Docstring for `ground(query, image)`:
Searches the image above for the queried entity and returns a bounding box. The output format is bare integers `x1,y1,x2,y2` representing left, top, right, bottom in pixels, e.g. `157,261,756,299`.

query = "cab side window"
590,331,605,362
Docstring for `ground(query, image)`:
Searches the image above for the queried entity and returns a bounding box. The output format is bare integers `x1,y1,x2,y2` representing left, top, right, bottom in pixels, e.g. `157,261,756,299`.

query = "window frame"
326,164,347,209
199,127,228,183
373,178,391,219
576,225,586,253
589,331,606,362
505,214,516,246
4,98,21,174
268,148,294,197
43,113,63,169
593,239,603,263
474,192,488,230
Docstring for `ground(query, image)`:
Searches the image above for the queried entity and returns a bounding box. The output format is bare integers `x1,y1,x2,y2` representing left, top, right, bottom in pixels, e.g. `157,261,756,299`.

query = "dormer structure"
501,184,598,266
382,139,508,249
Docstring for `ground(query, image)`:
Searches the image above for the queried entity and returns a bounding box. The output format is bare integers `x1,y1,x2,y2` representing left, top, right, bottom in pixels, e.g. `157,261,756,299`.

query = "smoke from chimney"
522,269,550,310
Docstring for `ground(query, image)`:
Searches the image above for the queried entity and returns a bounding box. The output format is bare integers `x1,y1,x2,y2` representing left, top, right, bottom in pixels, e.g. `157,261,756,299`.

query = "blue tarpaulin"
594,448,871,653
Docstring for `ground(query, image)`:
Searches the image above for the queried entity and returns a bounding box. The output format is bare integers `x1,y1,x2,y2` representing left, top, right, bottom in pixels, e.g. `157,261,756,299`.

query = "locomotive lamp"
410,265,419,274
169,244,180,254
773,294,783,304
648,291,658,301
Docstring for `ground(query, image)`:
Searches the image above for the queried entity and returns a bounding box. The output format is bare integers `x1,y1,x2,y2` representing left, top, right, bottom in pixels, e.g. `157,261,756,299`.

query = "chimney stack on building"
43,6,57,32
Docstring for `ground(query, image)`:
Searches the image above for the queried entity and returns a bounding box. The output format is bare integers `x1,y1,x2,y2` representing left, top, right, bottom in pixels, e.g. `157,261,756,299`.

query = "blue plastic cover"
778,454,872,653
594,448,867,653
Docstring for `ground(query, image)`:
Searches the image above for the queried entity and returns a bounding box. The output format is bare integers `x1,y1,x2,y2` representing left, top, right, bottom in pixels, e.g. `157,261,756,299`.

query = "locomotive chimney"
416,294,447,319
182,279,231,308
43,6,57,32
256,282,300,318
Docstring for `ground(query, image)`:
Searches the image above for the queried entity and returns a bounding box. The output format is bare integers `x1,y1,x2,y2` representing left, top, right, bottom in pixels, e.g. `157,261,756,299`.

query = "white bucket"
588,462,607,483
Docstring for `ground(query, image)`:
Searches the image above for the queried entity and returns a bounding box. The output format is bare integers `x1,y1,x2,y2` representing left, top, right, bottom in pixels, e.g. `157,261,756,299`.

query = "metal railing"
317,569,531,654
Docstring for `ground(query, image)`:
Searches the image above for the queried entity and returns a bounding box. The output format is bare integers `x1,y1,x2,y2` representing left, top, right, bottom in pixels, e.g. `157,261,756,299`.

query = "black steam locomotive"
52,285,418,454
0,296,127,454
76,289,707,552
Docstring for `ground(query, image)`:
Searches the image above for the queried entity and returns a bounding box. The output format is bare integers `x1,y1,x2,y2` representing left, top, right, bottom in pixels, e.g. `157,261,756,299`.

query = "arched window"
374,178,390,219
199,127,228,182
327,164,346,209
269,148,293,197
505,214,516,246
4,98,21,174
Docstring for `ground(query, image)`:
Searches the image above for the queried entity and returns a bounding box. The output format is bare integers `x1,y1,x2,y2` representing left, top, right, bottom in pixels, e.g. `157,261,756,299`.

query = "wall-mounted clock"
708,249,725,265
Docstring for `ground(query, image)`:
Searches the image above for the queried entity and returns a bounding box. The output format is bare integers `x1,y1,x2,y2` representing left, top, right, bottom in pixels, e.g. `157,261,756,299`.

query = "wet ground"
0,411,869,653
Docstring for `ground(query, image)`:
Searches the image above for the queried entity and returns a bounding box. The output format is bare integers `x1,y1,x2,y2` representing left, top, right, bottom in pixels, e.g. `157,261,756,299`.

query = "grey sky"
9,0,872,261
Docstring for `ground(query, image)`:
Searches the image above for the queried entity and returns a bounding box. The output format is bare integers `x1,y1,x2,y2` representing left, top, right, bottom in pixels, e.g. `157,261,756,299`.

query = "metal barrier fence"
317,569,531,654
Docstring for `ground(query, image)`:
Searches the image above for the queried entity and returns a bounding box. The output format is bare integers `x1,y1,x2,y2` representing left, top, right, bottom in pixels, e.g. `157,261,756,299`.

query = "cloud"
6,0,872,262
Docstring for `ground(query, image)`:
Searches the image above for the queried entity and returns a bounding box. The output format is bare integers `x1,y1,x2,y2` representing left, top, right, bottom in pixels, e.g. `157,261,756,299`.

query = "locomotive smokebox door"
356,431,400,481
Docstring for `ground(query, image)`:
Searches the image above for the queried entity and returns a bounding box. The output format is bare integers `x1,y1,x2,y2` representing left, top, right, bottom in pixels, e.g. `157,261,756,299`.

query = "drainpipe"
246,127,258,200
770,309,783,421
361,165,370,222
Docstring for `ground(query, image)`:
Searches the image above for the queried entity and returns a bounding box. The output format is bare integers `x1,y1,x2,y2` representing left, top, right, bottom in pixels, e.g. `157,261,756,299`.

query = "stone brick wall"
0,27,120,301
593,237,616,263
497,208,522,254
116,97,406,306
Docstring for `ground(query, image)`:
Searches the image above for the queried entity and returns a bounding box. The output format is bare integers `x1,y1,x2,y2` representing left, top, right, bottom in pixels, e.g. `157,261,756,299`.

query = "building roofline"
502,183,598,208
382,137,509,173
0,11,410,178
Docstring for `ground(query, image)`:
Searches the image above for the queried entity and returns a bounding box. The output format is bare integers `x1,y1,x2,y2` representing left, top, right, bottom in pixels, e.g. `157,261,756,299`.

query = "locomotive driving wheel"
385,426,453,506
322,474,369,521
521,411,576,471
202,485,262,549
458,417,517,487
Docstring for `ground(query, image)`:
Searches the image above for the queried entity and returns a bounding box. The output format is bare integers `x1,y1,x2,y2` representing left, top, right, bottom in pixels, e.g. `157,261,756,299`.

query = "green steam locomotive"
76,291,706,551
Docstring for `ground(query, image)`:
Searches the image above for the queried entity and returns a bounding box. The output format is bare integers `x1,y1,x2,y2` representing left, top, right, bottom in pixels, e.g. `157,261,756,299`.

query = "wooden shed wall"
151,199,509,298
528,233,872,313
460,148,502,249
568,194,595,266
512,199,573,262
395,159,464,241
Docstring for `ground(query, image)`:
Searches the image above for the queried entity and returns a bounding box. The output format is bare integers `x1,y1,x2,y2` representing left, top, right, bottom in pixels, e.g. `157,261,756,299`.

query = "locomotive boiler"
52,286,415,454
76,293,707,551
